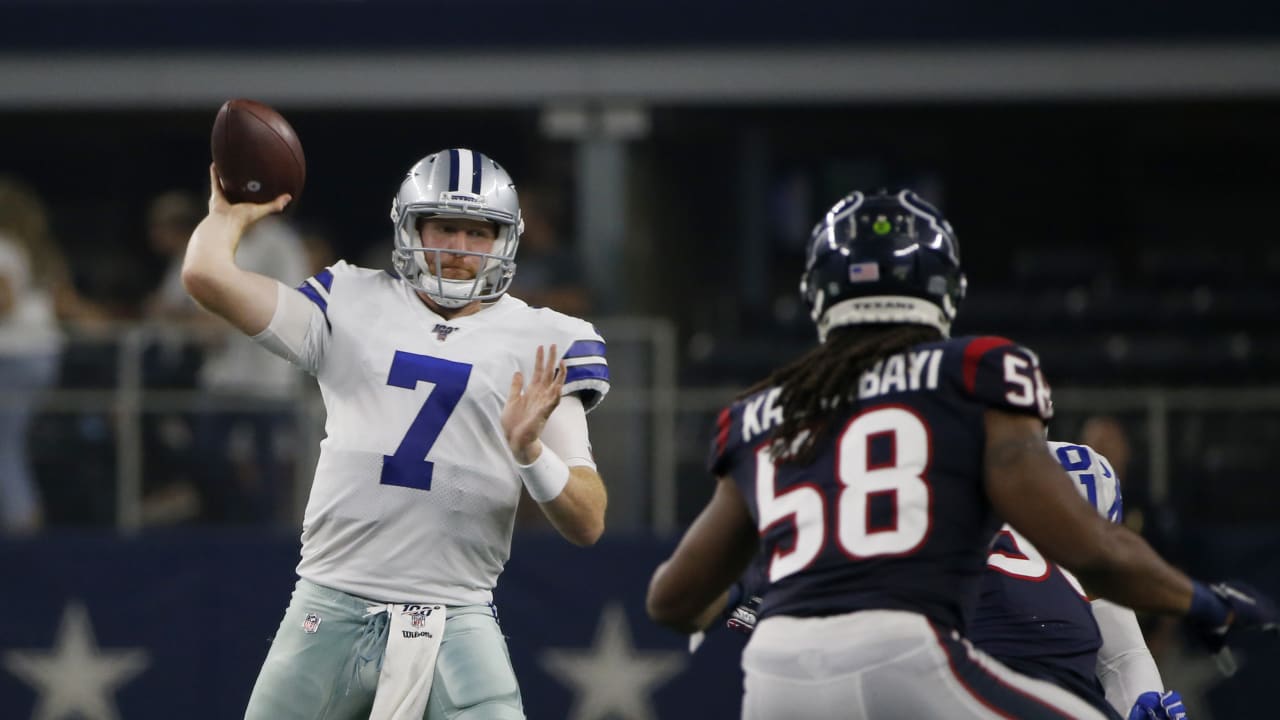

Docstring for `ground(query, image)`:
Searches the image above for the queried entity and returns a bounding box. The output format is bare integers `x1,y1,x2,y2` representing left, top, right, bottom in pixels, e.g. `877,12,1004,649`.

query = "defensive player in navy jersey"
646,190,1277,719
184,150,609,719
972,441,1184,720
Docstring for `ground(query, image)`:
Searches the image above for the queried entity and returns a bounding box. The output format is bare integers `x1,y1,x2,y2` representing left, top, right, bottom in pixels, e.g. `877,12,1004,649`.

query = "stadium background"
2,1,1278,717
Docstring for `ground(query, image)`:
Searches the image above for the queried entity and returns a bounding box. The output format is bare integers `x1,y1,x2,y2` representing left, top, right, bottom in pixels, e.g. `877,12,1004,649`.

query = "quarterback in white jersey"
183,149,608,720
283,259,607,604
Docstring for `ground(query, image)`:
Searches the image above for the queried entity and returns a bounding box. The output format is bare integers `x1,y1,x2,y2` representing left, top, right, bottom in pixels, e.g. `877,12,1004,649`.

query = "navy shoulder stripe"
565,364,609,384
295,274,333,332
565,340,606,359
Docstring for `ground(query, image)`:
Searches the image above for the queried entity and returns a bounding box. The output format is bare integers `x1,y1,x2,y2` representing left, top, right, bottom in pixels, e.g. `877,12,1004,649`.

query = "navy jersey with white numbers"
708,335,1053,632
969,442,1125,717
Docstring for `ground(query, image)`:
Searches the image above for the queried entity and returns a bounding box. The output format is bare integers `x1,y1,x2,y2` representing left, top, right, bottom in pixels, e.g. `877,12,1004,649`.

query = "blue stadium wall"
3,531,1277,718
0,532,748,719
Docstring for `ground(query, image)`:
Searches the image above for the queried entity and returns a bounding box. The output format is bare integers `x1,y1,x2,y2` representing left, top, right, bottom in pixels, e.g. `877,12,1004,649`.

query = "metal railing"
19,321,1280,532
20,318,678,532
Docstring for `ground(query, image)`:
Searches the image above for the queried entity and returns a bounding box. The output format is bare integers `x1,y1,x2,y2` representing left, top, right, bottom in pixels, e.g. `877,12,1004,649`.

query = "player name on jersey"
857,348,943,400
739,348,944,445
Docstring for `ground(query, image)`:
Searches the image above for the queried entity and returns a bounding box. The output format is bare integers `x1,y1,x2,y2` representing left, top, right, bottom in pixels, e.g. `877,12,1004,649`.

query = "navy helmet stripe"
313,269,334,292
565,364,610,384
931,626,1080,720
470,149,483,193
565,340,607,359
448,149,461,191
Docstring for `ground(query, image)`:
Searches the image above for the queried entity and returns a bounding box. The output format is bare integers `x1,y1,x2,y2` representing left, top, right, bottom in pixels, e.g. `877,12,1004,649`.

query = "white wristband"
517,446,570,503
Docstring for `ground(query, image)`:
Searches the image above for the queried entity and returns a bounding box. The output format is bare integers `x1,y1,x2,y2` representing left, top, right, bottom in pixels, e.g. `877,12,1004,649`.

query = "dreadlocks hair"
741,323,943,465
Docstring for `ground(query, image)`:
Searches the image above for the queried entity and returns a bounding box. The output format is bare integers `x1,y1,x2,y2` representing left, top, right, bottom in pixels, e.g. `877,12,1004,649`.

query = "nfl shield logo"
411,611,427,628
302,613,322,634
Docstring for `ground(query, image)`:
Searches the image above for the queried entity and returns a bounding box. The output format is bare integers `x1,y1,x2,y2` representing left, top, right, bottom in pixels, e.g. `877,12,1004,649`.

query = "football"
210,98,306,205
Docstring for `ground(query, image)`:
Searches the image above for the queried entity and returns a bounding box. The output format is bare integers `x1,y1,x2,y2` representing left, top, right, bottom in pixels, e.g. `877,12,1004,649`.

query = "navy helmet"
800,189,967,342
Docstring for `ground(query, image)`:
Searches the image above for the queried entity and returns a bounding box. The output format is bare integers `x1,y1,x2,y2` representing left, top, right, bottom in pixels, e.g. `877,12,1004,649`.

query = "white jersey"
1046,441,1121,523
283,260,609,604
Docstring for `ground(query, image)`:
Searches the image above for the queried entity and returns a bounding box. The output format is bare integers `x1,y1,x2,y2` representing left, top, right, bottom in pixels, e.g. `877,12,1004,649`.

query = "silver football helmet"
391,149,523,308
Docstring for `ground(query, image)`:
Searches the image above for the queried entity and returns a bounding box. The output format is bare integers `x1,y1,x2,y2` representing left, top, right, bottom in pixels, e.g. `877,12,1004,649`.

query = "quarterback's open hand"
503,344,565,464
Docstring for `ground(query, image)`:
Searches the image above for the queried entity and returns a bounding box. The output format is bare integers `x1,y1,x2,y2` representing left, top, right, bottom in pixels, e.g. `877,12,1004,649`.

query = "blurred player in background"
647,190,1277,719
972,441,1186,720
182,148,610,719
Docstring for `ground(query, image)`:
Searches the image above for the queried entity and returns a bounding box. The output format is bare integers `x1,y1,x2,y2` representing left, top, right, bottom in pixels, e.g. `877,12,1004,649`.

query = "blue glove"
1187,580,1280,653
1127,690,1187,720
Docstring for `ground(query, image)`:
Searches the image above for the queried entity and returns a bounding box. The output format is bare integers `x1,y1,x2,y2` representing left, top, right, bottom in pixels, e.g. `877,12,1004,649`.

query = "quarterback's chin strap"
365,603,447,720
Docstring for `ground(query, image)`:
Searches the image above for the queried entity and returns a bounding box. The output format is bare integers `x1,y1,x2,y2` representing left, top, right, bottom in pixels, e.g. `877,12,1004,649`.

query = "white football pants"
742,609,1110,720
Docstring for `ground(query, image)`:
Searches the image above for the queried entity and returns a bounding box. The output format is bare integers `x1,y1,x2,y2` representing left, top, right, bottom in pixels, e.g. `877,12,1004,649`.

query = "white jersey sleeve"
558,327,609,412
252,279,329,373
1047,441,1122,523
541,394,596,470
1092,598,1165,716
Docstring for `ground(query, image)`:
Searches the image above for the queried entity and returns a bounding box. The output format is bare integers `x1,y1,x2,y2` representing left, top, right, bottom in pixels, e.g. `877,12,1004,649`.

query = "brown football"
210,98,306,204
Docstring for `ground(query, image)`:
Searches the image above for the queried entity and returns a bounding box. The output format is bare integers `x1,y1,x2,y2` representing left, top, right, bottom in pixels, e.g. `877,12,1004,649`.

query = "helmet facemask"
393,210,520,308
390,149,524,308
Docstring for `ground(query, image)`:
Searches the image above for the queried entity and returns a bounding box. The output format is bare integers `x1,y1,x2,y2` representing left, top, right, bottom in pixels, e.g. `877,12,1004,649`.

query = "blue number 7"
381,351,473,491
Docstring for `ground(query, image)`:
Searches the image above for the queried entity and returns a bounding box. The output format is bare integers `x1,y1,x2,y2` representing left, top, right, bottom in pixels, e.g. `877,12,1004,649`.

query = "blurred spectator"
505,185,592,316
141,187,311,525
297,220,339,277
145,190,205,320
137,190,207,525
0,176,66,534
194,214,309,524
1081,415,1136,527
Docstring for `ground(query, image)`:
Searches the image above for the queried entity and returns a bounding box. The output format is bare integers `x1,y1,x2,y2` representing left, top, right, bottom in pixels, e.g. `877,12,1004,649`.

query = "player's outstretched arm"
504,344,606,546
984,409,1280,653
984,409,1194,612
181,163,290,336
1092,598,1166,715
647,476,758,634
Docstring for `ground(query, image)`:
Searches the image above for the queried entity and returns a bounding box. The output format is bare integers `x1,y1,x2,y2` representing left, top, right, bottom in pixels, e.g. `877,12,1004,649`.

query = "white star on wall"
3,601,150,720
539,603,687,720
